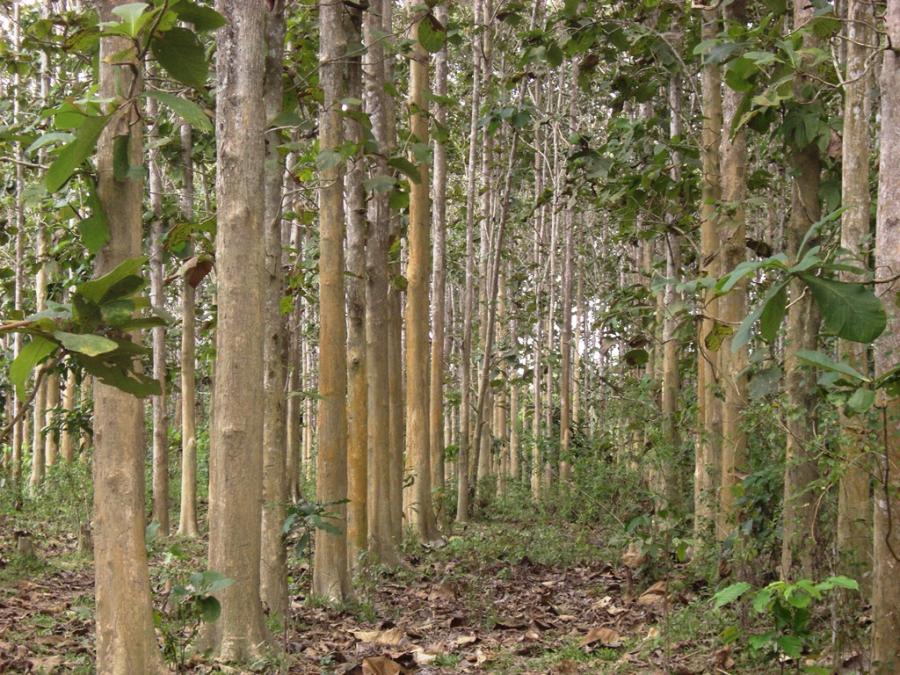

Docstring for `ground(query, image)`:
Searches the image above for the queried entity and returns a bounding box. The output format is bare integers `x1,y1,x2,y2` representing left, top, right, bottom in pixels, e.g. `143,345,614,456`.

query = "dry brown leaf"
361,655,406,675
454,633,479,647
621,542,646,569
352,627,406,646
579,626,623,649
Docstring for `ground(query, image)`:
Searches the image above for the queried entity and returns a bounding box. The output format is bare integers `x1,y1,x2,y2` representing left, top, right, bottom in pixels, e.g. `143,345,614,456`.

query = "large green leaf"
799,274,886,343
172,1,227,32
732,279,788,351
713,582,752,609
150,27,208,89
146,90,212,132
418,13,446,54
45,115,109,192
53,331,118,357
795,349,869,382
79,178,110,253
77,257,146,303
10,336,57,399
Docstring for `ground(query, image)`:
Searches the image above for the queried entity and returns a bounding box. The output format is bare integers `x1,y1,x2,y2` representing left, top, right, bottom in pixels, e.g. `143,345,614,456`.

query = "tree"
694,4,723,537
201,0,269,658
92,2,163,669
403,0,438,541
260,0,288,620
782,0,824,580
872,1,900,668
718,0,750,537
345,0,368,567
312,0,351,601
147,85,168,536
364,0,400,565
429,2,449,510
836,0,874,588
176,117,199,539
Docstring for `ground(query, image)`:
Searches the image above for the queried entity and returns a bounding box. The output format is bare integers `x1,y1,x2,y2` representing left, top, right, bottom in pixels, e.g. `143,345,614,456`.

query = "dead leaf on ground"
361,655,408,675
352,627,406,647
621,542,646,569
579,626,622,649
453,633,479,647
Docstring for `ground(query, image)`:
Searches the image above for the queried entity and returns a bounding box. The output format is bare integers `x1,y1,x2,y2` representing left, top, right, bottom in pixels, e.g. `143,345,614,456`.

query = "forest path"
0,520,717,673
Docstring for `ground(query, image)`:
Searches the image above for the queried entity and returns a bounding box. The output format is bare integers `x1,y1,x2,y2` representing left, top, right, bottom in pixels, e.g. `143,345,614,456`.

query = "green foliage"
283,498,348,560
154,545,233,670
715,576,858,667
7,257,165,399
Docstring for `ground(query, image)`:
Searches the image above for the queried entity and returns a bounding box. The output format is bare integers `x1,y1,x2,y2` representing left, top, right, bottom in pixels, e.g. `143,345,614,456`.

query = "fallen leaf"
361,655,406,675
453,633,479,647
352,627,406,647
579,626,622,649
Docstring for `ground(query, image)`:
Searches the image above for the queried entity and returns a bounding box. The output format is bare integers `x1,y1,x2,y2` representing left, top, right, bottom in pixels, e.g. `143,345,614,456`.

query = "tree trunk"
345,0,368,566
661,72,683,509
312,0,351,601
147,88,168,536
872,2,900,667
93,4,163,669
457,0,481,522
695,6,723,537
260,0,288,620
429,2,449,507
836,0,874,590
718,1,749,537
44,373,59,469
364,0,399,565
59,368,76,463
781,0,823,580
176,122,199,539
404,1,438,541
202,0,269,657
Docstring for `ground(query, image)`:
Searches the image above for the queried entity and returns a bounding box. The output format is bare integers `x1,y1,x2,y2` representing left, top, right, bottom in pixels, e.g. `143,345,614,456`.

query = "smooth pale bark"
59,368,76,463
782,0,823,580
286,227,303,503
475,0,495,498
93,6,163,669
661,73,683,508
260,0,288,619
404,3,438,541
363,0,399,565
177,122,199,539
718,2,749,536
836,0,873,588
559,68,578,485
29,218,49,489
530,51,545,500
147,89,168,535
11,0,25,492
383,0,404,545
695,7,723,536
429,2,449,504
202,0,269,658
345,0,367,566
44,374,59,468
457,0,481,521
872,2,900,667
313,0,351,601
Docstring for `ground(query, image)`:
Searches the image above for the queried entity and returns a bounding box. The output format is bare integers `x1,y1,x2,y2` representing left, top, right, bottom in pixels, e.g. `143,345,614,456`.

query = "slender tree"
260,0,288,620
201,0,269,657
312,0,351,600
872,2,900,668
92,2,163,669
404,0,438,541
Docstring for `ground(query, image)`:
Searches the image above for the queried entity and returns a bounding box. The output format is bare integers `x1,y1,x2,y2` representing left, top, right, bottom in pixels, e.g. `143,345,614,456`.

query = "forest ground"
0,475,812,674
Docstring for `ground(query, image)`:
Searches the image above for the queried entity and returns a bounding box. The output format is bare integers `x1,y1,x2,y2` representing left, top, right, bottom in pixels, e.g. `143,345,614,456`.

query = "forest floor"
0,508,736,675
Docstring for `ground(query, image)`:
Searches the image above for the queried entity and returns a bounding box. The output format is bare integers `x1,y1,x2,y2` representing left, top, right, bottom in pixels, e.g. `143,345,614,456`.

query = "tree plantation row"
0,0,898,673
